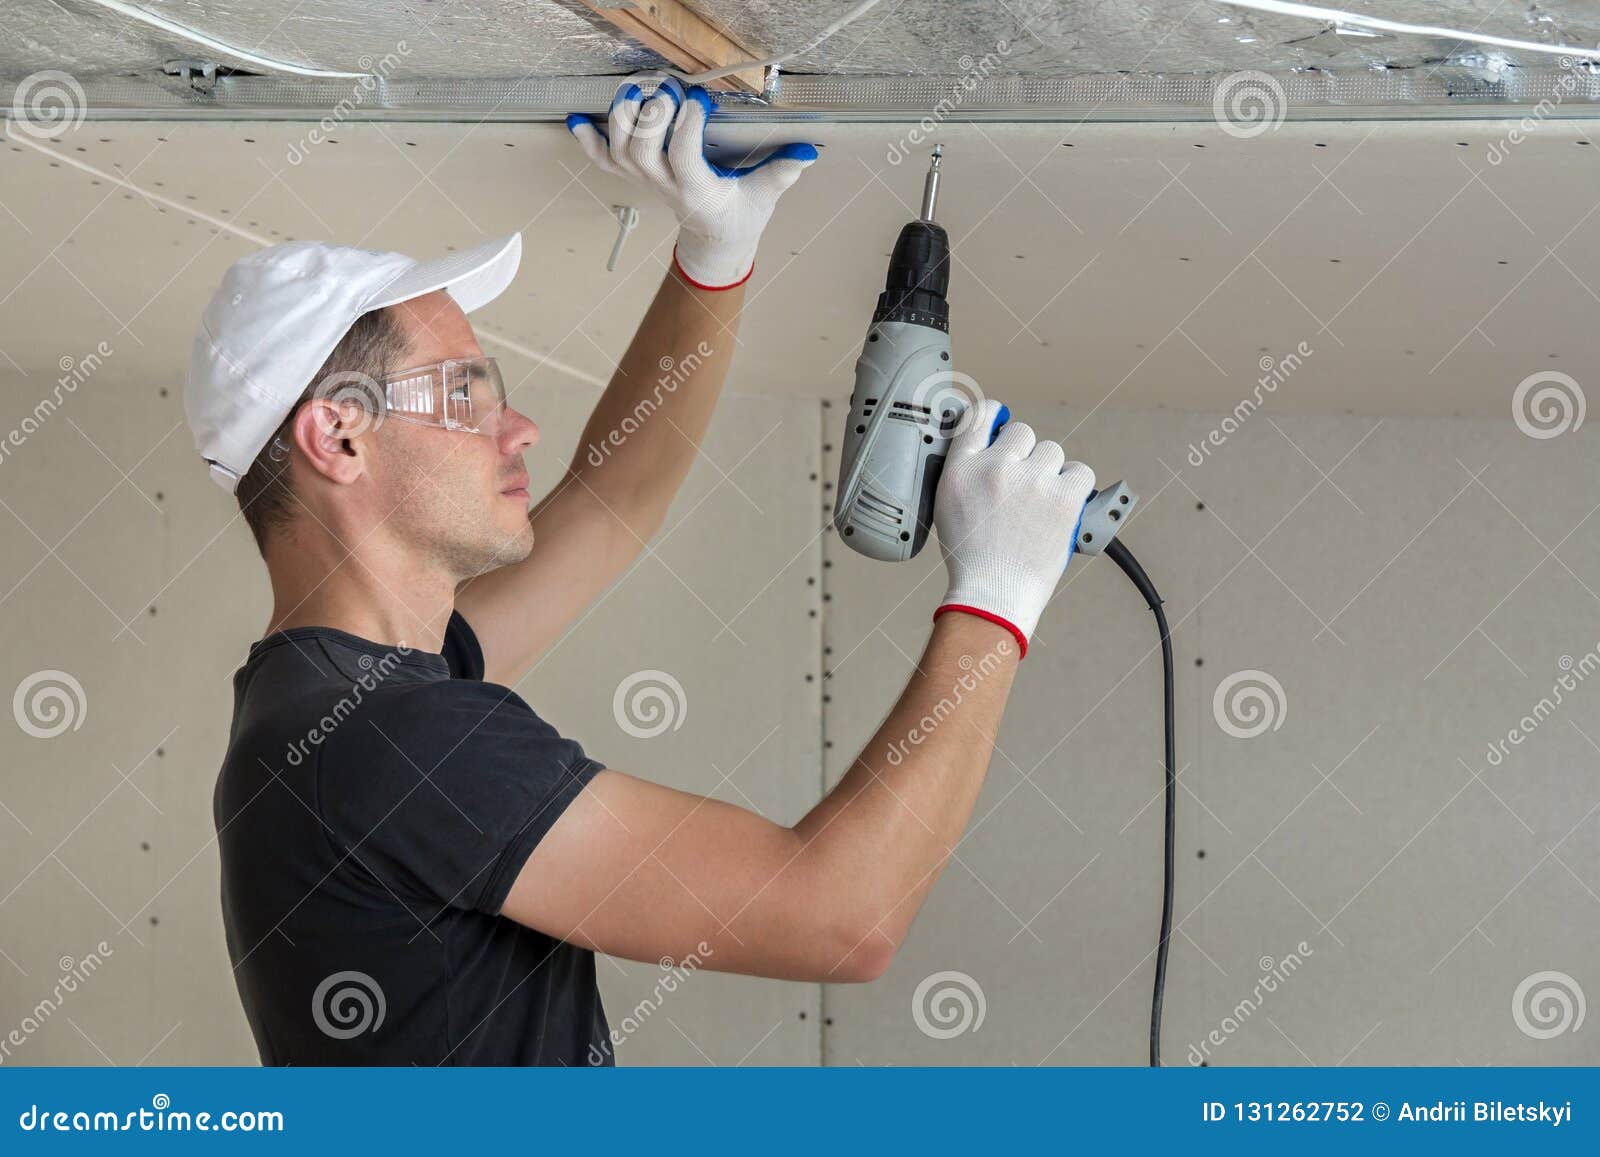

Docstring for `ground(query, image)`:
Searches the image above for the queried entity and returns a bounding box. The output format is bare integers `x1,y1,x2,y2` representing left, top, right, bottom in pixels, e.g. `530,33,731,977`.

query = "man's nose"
499,407,539,453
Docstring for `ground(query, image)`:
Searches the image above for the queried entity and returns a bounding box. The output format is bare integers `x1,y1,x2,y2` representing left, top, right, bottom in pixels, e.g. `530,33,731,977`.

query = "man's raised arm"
456,83,816,684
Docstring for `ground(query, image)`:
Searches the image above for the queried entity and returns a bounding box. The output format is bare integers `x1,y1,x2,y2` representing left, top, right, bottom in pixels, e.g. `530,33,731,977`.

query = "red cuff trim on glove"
933,604,1028,659
672,243,753,291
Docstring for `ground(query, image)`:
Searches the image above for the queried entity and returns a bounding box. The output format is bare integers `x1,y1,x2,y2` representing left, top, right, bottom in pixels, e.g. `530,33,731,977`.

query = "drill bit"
919,144,943,222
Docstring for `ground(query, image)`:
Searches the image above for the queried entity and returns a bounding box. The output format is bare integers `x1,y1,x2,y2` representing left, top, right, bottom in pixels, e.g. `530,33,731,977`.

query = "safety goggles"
271,356,509,464
378,355,508,436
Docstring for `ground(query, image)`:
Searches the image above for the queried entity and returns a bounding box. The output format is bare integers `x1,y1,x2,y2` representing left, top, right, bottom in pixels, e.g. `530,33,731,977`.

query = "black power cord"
1103,537,1174,1068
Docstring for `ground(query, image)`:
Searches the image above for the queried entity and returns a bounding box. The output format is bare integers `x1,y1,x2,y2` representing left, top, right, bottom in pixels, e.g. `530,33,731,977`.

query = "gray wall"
1,375,1595,1066
823,403,1600,1065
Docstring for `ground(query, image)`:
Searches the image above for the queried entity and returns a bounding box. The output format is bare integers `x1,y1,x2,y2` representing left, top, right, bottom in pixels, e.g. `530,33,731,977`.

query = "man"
188,83,1094,1066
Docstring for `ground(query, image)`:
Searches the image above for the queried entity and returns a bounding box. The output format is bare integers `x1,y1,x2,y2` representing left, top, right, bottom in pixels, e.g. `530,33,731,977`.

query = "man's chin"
445,523,534,580
486,523,535,570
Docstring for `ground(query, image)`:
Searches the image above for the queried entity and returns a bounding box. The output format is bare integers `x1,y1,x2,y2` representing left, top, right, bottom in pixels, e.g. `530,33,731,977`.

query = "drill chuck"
871,220,950,332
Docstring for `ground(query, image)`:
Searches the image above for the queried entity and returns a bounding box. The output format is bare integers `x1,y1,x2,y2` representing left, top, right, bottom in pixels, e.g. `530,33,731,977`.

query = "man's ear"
291,396,372,486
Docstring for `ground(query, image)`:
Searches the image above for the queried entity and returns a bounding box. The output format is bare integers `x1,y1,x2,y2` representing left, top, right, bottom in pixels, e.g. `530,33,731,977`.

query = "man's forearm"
572,265,744,535
793,613,1022,974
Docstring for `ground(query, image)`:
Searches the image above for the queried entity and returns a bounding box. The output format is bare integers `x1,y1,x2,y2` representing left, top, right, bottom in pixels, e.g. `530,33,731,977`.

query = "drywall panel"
820,402,1600,1065
516,388,826,1065
3,118,1599,424
2,385,1594,1066
0,363,823,1064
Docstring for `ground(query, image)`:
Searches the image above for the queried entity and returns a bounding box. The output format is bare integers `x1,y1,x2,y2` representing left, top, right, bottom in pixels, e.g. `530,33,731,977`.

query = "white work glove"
566,82,818,289
932,399,1096,658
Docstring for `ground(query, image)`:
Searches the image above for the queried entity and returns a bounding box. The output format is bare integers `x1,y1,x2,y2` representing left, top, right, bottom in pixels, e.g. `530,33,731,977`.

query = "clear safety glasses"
379,356,508,436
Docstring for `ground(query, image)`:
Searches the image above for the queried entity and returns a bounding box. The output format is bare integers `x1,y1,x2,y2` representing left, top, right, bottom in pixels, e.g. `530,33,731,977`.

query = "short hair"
234,307,411,556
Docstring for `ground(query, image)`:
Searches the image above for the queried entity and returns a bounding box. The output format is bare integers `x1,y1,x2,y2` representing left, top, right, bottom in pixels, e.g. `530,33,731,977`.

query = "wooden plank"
577,0,766,93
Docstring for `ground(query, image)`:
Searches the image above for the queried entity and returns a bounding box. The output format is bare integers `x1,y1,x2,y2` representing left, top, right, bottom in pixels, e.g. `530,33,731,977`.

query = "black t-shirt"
213,611,611,1065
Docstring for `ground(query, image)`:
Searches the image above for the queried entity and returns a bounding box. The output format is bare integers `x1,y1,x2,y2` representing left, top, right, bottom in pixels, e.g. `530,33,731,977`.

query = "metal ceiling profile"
7,0,1600,121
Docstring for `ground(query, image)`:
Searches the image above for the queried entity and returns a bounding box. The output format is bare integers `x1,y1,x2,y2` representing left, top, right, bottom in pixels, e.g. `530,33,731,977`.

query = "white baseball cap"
186,232,522,492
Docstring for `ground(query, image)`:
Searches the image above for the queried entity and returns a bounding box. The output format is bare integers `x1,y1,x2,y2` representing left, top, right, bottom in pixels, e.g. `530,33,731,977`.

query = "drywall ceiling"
7,1,1600,117
2,116,1596,423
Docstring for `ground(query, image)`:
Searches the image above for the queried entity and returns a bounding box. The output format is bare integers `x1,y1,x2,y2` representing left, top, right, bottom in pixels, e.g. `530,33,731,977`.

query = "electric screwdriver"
834,147,1138,562
830,146,1175,1067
